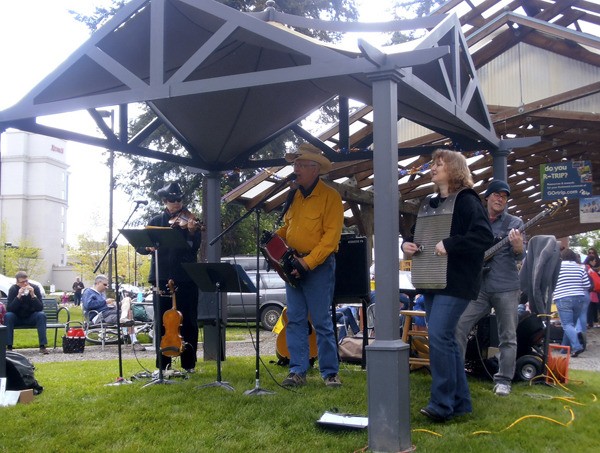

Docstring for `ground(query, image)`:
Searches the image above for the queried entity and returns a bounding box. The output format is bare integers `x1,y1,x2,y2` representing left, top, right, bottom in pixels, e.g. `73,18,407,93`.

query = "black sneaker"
281,372,306,387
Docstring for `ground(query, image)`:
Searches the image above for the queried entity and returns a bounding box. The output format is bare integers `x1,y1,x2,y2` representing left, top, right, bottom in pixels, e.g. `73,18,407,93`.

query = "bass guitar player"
455,180,525,397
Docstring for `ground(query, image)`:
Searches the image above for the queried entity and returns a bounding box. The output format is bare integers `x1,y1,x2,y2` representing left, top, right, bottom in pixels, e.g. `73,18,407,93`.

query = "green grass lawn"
1,353,599,453
3,305,599,452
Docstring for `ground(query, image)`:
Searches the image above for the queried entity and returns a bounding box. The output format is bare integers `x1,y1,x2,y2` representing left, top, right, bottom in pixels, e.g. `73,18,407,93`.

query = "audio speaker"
334,235,369,298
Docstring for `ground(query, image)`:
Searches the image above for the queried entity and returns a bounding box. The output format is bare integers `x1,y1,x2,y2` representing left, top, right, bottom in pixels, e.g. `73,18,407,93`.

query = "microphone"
135,200,149,205
285,173,297,182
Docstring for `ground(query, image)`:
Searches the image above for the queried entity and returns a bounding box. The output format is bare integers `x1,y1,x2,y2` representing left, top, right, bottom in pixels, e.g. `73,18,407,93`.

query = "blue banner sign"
540,161,592,200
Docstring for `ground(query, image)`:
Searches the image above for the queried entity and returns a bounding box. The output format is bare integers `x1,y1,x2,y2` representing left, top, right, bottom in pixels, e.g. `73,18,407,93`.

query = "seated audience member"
0,300,6,325
4,271,49,354
82,275,135,326
412,294,427,329
82,275,143,347
336,306,361,342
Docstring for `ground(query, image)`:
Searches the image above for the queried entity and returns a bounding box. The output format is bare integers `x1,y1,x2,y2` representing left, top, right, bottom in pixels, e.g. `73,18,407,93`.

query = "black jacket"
7,283,44,319
136,209,202,284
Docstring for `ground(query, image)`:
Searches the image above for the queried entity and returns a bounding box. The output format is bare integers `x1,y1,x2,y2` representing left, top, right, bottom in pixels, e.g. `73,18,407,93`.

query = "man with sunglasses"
82,275,123,324
138,182,201,373
5,271,49,354
455,180,525,396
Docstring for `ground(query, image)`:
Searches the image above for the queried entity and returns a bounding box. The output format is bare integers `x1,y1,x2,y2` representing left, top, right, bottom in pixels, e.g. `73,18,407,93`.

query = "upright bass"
160,279,184,357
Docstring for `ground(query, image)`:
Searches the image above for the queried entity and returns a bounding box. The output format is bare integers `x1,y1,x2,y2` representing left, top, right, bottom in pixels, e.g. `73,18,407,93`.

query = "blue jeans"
556,295,585,353
336,306,360,342
455,289,519,385
4,311,48,346
576,293,590,334
424,294,471,418
286,255,338,378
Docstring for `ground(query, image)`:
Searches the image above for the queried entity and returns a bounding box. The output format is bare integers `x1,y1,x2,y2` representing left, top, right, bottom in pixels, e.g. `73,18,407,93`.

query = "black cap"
484,180,511,198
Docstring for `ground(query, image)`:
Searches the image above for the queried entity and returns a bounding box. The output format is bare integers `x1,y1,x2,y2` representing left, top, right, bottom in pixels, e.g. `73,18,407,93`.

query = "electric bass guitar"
260,231,306,287
484,197,567,263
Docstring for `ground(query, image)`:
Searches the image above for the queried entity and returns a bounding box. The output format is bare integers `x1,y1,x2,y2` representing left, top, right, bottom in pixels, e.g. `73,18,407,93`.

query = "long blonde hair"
432,149,474,194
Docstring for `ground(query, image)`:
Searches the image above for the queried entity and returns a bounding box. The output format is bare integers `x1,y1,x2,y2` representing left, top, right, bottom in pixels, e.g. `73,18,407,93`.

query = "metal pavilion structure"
1,0,599,451
224,0,600,242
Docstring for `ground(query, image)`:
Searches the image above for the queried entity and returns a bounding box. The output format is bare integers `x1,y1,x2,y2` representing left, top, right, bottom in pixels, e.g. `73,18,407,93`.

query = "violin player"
137,182,202,373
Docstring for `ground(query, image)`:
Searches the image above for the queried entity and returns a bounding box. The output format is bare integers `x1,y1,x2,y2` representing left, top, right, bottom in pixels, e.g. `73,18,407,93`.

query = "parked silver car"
226,268,287,330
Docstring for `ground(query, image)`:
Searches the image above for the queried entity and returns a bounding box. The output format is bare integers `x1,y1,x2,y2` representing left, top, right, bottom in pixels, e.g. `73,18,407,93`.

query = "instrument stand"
198,282,234,391
142,247,178,388
183,262,247,392
244,209,275,396
95,202,147,387
208,177,292,396
121,227,191,388
105,242,133,386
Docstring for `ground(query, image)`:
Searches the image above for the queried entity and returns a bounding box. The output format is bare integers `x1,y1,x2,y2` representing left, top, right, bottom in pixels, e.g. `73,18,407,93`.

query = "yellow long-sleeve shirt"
276,179,344,270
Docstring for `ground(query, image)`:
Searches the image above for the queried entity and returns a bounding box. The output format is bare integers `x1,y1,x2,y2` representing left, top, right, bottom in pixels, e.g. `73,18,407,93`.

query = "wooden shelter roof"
224,0,600,240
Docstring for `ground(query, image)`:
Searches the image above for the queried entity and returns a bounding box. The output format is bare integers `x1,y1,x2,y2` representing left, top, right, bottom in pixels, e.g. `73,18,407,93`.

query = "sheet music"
0,378,21,407
317,411,368,429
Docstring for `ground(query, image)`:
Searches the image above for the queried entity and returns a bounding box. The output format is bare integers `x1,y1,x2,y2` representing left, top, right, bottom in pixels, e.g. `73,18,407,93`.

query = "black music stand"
182,262,242,391
121,227,190,387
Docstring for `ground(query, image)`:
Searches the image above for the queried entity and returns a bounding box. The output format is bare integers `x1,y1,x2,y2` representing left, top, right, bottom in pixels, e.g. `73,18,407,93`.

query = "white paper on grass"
317,411,368,429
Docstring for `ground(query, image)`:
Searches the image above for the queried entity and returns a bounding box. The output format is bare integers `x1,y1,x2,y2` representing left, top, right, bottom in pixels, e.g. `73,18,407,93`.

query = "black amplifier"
334,235,369,298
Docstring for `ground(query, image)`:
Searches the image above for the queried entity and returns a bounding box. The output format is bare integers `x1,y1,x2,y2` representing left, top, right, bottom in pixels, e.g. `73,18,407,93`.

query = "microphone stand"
94,201,146,386
210,174,294,396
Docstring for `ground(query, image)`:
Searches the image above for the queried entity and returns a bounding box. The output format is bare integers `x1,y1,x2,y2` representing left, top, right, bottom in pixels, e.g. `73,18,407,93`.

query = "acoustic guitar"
160,279,184,357
275,307,318,364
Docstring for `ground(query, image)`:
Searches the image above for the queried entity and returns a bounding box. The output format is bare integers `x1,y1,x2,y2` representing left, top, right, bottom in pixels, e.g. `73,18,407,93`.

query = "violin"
168,208,204,231
160,279,184,358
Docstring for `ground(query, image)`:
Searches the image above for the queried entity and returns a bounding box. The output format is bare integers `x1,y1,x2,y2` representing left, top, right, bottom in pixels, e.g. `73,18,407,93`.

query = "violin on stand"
160,279,184,357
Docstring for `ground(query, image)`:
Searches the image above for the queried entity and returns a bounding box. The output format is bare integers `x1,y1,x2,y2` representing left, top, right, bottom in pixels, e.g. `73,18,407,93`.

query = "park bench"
0,298,71,349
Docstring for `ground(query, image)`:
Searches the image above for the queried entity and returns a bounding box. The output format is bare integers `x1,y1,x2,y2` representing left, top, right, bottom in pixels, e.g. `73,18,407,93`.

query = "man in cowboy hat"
455,179,524,396
137,181,202,373
276,143,344,387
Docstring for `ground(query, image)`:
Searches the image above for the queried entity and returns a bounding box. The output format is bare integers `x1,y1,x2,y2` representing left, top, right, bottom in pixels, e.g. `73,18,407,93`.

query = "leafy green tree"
387,0,445,44
570,231,600,256
68,234,152,286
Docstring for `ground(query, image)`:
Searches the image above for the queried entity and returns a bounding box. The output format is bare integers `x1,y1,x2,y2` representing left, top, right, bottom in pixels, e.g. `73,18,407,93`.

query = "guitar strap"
485,213,515,273
498,212,512,241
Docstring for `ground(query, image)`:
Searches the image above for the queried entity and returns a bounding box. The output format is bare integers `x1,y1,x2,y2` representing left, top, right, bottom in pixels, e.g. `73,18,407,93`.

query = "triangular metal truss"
0,0,500,172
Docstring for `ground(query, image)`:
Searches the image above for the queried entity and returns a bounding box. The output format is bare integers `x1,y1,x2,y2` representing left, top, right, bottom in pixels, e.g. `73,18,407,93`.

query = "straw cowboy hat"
285,143,332,175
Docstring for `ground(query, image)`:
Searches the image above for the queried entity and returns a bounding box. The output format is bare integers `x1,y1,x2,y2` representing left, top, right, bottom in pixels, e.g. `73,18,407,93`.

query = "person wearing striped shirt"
553,248,591,357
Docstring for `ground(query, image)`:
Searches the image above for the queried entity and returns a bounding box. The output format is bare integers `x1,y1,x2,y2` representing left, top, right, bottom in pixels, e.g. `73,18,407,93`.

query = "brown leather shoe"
39,346,50,355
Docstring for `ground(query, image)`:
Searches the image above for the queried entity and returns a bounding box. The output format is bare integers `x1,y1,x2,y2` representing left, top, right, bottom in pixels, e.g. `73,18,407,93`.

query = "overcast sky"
0,0,395,246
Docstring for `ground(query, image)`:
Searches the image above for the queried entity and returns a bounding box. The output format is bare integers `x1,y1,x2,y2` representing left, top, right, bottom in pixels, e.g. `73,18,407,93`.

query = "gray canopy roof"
0,0,500,170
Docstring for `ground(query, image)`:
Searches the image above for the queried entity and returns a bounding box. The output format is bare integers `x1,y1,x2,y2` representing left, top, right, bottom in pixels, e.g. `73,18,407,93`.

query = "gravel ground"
14,331,278,365
13,327,600,372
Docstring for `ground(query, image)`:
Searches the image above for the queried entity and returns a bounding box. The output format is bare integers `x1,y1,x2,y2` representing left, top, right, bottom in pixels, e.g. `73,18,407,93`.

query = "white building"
0,130,71,288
